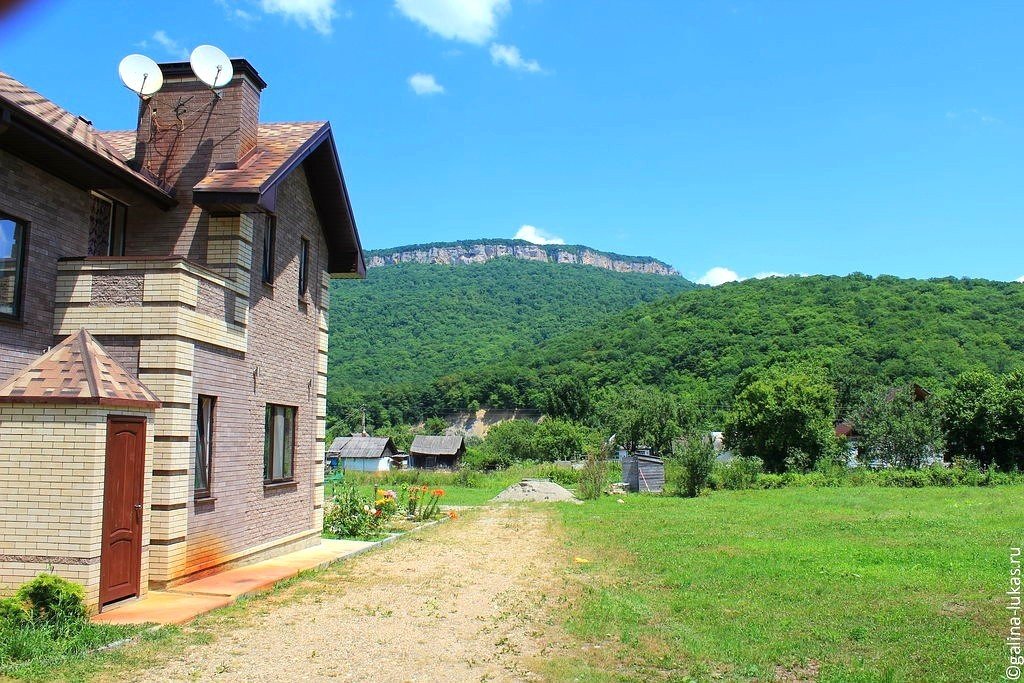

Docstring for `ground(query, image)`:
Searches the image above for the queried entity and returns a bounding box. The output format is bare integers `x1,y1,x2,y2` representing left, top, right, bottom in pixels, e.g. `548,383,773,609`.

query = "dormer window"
262,215,277,285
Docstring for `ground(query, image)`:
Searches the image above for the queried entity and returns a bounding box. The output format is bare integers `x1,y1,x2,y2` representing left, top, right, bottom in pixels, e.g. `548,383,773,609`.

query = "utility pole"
360,406,367,436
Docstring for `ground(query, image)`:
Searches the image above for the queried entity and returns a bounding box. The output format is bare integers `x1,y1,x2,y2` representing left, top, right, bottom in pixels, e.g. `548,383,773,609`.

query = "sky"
1,0,1022,285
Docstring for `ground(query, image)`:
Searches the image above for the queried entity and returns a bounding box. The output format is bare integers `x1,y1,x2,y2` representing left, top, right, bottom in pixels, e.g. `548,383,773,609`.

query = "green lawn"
556,486,1020,682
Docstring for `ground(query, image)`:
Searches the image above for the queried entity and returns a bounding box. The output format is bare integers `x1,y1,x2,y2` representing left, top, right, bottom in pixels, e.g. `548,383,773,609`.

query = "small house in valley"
409,435,465,469
326,436,399,471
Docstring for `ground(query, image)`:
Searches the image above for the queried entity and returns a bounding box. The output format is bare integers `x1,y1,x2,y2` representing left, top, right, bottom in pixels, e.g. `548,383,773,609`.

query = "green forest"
326,257,695,396
327,263,1024,436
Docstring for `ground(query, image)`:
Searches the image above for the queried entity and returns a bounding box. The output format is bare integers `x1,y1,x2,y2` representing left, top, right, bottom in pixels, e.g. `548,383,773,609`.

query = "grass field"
555,486,1020,682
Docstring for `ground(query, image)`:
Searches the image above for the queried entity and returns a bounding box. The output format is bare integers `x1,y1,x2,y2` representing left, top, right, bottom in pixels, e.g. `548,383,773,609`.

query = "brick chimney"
133,59,267,188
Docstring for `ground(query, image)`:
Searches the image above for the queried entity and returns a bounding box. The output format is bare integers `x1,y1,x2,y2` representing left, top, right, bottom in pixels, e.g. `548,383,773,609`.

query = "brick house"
0,58,364,611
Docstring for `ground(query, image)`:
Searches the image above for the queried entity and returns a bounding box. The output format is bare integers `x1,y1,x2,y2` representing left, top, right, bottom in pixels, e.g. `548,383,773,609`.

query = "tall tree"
724,366,838,472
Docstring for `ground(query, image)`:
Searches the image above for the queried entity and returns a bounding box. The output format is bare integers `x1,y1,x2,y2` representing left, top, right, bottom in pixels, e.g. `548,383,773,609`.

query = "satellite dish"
118,54,163,97
190,45,233,90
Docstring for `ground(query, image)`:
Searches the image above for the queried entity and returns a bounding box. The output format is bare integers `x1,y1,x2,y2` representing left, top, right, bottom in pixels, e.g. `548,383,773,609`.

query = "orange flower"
432,488,445,497
447,510,459,520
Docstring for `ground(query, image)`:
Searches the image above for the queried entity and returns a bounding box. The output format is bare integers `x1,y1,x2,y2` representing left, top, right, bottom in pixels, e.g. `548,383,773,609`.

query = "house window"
0,215,27,320
264,404,295,483
88,193,126,257
298,237,310,298
195,396,215,498
262,216,276,284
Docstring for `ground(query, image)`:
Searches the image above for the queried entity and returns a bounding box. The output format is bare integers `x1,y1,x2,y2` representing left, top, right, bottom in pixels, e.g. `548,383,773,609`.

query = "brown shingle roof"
0,71,170,200
0,329,161,408
100,129,136,158
193,122,328,193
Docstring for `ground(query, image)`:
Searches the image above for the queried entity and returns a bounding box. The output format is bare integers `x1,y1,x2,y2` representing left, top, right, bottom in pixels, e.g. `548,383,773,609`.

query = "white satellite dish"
118,54,163,97
190,45,233,91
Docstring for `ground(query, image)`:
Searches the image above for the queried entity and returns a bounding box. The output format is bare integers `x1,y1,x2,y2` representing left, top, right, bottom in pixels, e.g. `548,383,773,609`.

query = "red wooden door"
100,416,146,607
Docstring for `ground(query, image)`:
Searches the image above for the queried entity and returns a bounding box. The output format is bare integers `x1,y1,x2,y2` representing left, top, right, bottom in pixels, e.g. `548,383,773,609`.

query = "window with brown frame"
298,237,310,298
0,214,27,320
88,193,126,257
262,216,276,284
195,395,215,498
264,404,295,483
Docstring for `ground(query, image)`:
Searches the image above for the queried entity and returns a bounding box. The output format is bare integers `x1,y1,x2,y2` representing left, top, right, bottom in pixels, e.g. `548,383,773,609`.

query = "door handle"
134,503,143,522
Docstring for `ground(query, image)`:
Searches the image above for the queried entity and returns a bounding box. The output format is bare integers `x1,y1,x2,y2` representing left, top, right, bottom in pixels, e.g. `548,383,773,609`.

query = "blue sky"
1,1,1022,284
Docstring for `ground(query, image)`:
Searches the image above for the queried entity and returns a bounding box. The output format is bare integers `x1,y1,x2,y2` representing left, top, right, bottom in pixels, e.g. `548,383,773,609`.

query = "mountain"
365,239,679,276
327,251,697,421
429,274,1024,418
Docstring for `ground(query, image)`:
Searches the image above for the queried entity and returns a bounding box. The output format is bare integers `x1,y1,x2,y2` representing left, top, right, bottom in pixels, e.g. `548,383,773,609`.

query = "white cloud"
489,43,542,73
408,73,445,95
151,30,188,60
514,225,565,245
394,0,509,44
260,0,336,34
696,267,803,287
1016,276,1024,283
696,266,741,287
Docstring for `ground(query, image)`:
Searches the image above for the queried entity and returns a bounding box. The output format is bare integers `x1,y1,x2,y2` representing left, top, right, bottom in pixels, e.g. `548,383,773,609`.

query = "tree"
532,419,590,461
854,384,943,468
724,366,838,473
374,423,414,452
543,375,593,423
421,417,448,435
942,370,998,464
596,385,683,456
483,419,538,463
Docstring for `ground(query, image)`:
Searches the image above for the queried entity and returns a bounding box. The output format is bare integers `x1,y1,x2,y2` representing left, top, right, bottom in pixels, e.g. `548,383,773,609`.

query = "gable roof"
327,436,398,459
188,121,365,278
410,435,465,456
0,71,174,207
0,329,161,408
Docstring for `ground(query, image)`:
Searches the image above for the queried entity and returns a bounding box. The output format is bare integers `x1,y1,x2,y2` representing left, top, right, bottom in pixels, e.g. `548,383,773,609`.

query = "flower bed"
322,478,452,541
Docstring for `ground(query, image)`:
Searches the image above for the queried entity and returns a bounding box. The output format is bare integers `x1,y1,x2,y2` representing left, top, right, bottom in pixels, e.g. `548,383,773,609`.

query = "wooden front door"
100,416,146,607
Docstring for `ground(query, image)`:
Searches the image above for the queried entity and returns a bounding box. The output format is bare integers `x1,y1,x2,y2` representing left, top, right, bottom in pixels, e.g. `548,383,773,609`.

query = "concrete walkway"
93,538,373,625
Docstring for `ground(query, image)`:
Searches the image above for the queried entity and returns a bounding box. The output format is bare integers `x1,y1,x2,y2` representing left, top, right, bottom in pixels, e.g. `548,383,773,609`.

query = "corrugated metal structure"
622,452,665,493
409,435,465,469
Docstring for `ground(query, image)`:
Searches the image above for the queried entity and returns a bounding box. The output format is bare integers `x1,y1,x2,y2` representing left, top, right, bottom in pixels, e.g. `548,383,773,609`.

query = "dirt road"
127,505,568,682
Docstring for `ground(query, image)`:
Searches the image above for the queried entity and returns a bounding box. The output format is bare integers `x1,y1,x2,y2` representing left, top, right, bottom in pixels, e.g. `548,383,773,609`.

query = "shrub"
15,574,88,626
532,463,581,488
713,456,764,490
577,448,609,500
673,432,716,497
323,482,393,540
0,596,31,628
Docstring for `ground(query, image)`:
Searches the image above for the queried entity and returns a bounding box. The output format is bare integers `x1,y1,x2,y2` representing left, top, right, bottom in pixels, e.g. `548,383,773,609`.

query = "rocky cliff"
366,239,679,276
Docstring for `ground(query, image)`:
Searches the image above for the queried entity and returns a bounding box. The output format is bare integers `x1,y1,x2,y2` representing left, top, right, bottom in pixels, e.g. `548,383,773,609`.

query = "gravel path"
128,506,566,682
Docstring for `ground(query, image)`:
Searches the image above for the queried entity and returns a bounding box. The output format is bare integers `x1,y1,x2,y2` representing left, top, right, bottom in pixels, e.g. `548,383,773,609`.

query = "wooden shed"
326,436,399,472
622,451,665,493
409,435,465,469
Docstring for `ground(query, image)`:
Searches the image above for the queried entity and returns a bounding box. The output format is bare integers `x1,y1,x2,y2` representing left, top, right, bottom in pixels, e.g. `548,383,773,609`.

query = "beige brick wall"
0,405,154,610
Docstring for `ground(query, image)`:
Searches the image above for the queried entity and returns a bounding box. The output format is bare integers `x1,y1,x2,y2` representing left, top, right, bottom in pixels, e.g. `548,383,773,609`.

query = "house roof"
105,120,365,278
0,71,174,207
409,435,465,456
0,329,161,408
327,436,398,459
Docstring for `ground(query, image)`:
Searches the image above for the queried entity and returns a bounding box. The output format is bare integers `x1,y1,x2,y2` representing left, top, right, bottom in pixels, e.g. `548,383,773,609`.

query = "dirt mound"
491,478,580,503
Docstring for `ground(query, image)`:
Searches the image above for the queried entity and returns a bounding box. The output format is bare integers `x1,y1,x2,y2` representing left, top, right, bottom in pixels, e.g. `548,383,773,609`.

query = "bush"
0,596,30,628
713,456,764,490
673,432,716,497
323,482,394,540
15,574,88,626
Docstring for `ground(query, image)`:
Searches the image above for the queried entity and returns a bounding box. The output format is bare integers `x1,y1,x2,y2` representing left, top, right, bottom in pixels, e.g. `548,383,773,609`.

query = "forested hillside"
328,272,1024,430
326,258,696,418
